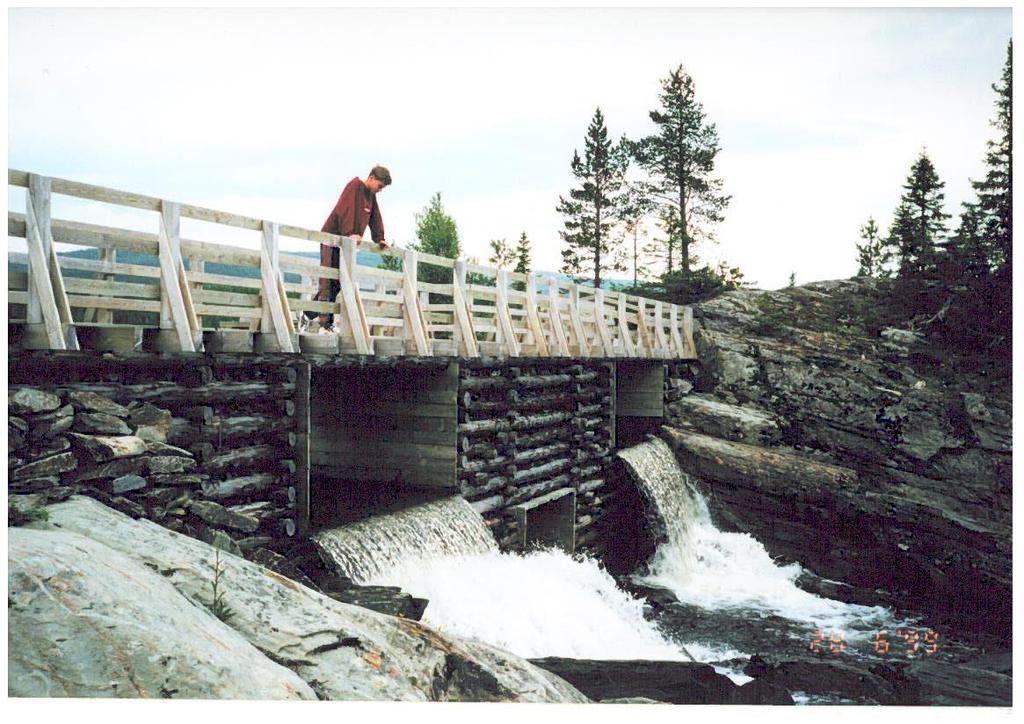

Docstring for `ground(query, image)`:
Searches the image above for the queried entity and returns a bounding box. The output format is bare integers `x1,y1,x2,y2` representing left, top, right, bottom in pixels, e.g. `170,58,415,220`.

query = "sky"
6,6,1013,289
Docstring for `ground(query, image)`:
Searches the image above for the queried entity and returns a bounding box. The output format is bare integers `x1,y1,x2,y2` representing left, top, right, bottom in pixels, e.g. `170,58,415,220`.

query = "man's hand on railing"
348,233,390,251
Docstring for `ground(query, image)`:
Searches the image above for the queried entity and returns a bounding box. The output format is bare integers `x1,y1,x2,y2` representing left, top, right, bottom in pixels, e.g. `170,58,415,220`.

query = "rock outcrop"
664,279,1011,641
9,496,587,703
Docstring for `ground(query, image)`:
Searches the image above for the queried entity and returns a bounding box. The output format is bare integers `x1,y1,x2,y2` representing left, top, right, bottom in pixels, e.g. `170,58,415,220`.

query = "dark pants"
310,243,340,323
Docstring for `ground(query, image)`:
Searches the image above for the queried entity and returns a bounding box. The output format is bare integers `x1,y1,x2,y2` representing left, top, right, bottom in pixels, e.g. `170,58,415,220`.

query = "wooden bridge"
7,170,697,359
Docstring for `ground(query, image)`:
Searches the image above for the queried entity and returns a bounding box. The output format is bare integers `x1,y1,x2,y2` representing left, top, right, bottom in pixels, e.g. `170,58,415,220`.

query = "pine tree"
557,107,628,288
883,151,950,277
412,192,461,283
628,65,730,274
488,238,515,269
513,232,532,275
855,216,888,277
973,40,1012,269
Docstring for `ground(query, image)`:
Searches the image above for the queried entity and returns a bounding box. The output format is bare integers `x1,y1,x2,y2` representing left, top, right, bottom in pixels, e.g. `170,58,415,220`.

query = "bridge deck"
7,169,697,360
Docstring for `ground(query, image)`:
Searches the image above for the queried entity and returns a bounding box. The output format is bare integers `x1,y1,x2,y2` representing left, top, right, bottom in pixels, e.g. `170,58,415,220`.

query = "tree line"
854,41,1011,370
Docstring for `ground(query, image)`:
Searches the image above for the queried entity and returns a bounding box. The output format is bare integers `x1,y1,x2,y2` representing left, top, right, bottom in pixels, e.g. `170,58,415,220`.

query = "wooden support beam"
523,274,549,357
547,278,570,356
26,174,78,350
495,269,520,358
157,201,199,352
452,259,479,357
568,285,590,358
259,221,296,352
617,293,636,357
593,288,614,356
402,247,431,355
335,237,371,354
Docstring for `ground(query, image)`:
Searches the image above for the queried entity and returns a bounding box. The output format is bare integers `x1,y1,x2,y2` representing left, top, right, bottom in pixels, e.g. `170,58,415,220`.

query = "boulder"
667,394,779,444
74,412,133,436
31,497,587,703
147,455,197,475
68,391,130,418
129,403,173,443
71,457,147,483
189,500,260,533
144,441,194,457
11,451,77,481
9,387,61,415
9,526,316,699
69,434,148,463
28,405,75,441
109,474,148,495
528,658,737,704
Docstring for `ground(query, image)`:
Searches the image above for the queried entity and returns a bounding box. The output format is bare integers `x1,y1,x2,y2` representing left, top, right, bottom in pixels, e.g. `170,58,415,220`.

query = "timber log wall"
9,350,701,602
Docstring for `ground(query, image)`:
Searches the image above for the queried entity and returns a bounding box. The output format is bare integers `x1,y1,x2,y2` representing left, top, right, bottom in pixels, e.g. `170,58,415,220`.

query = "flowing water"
314,496,498,584
315,440,910,698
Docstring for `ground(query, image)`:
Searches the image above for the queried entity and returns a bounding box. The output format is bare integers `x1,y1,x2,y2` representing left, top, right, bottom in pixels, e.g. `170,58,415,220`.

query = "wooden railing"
7,169,697,359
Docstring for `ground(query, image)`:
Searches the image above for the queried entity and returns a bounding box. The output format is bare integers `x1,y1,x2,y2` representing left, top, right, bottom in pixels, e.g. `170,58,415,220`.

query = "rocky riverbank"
9,495,587,702
662,277,1011,646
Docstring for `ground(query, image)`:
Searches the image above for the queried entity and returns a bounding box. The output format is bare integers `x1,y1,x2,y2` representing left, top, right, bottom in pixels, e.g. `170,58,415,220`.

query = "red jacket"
321,177,385,242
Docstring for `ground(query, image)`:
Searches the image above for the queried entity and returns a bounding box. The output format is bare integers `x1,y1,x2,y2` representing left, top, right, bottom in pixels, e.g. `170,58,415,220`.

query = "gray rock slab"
8,526,317,699
33,497,588,703
9,387,61,415
68,391,130,418
74,412,133,436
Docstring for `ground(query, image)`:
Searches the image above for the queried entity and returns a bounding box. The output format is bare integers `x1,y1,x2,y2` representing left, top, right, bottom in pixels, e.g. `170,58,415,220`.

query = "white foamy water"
620,438,899,638
367,547,707,661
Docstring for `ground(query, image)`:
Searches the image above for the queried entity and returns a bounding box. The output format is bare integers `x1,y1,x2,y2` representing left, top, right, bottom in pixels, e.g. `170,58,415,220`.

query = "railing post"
334,237,371,354
653,301,670,358
496,268,520,357
402,247,431,355
635,296,654,357
157,200,200,352
593,288,614,356
452,259,479,357
669,304,685,357
681,305,697,359
568,284,590,357
547,277,570,356
523,274,549,356
617,293,636,357
259,221,296,352
25,174,77,350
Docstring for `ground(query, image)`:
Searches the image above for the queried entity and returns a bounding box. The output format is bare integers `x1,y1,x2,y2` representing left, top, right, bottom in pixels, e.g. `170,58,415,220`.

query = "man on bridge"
313,165,392,329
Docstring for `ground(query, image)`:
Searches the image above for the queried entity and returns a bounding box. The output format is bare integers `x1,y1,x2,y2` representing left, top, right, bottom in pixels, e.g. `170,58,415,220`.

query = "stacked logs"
457,361,614,552
7,355,303,559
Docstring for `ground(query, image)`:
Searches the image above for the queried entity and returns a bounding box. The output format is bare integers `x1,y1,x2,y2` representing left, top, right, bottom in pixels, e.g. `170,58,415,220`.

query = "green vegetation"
209,549,235,624
854,41,1011,378
557,107,628,288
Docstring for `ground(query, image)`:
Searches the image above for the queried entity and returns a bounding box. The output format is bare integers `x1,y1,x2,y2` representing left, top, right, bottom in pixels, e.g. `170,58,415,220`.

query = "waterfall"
315,491,742,668
314,496,497,584
619,437,899,635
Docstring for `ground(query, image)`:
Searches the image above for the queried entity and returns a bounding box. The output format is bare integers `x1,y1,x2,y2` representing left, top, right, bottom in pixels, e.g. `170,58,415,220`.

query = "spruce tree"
628,64,730,274
513,232,532,275
556,107,628,288
973,40,1012,269
883,151,950,277
855,216,888,277
412,192,461,283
